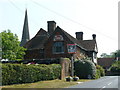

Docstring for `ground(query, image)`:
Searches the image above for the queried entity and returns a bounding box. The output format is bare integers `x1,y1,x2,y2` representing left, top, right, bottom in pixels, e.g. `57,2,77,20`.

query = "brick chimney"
75,32,83,40
92,34,96,40
47,21,56,35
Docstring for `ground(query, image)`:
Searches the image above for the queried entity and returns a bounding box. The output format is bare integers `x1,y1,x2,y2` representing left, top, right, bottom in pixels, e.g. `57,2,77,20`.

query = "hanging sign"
67,44,76,54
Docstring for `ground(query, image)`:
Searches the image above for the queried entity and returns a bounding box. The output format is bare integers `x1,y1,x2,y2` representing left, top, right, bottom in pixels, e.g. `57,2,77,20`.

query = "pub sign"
67,44,76,54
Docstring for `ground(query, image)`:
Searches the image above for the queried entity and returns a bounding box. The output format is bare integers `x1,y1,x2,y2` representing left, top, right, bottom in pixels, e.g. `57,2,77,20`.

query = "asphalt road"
68,76,119,90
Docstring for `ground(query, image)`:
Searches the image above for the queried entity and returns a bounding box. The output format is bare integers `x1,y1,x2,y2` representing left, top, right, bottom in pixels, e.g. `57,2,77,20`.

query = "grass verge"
1,79,91,88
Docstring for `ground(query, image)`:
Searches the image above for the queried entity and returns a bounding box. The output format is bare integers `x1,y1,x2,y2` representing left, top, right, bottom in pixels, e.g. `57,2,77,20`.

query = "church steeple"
20,9,30,46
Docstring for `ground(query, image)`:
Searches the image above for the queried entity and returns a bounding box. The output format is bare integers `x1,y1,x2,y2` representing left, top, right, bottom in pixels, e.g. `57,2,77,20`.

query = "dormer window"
53,42,64,54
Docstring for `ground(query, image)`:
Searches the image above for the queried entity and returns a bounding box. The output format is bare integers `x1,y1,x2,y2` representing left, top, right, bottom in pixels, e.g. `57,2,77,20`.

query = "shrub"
96,65,105,77
110,61,120,75
74,60,96,79
95,69,101,79
2,64,61,85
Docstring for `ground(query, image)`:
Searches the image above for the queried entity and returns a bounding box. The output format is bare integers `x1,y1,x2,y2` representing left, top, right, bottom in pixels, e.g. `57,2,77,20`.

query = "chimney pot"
92,34,96,40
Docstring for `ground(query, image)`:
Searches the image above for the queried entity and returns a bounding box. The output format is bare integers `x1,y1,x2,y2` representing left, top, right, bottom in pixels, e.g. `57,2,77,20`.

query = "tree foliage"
110,61,120,75
100,50,120,58
0,30,26,60
100,53,111,58
112,50,120,57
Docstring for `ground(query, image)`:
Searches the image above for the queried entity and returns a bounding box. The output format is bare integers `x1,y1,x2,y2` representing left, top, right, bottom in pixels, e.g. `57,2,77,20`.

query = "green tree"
0,30,26,60
110,50,120,58
100,50,120,58
0,36,1,48
110,61,120,75
100,53,111,58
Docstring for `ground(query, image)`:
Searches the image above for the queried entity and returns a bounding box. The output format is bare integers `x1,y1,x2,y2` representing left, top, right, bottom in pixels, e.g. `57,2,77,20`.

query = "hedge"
1,64,61,85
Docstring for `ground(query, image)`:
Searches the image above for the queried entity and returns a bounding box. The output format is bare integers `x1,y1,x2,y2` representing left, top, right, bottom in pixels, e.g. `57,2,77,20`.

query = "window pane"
53,42,64,53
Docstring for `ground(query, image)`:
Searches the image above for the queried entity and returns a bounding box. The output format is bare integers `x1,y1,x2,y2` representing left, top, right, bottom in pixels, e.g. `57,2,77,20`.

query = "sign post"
67,44,76,77
71,55,74,77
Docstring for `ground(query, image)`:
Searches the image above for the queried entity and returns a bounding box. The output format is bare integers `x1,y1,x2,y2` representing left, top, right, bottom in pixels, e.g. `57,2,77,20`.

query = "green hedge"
74,60,96,79
2,64,61,85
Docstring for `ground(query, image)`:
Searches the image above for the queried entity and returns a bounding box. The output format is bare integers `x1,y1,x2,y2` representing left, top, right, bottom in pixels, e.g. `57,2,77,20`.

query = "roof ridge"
35,28,49,37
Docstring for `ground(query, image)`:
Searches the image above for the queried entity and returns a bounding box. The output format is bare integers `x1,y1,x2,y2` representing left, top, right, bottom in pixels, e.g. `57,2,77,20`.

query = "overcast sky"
0,0,119,57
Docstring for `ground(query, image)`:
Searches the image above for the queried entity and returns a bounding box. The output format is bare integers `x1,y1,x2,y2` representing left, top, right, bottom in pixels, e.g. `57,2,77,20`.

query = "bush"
96,65,105,77
74,60,96,79
95,69,101,79
2,64,61,85
110,61,120,75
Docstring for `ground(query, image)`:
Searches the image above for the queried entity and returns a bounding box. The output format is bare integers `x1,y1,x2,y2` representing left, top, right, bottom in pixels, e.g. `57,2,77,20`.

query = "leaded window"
53,42,64,54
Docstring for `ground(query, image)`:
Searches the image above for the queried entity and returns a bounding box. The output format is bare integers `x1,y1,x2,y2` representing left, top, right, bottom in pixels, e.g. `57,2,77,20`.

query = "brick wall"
60,58,71,79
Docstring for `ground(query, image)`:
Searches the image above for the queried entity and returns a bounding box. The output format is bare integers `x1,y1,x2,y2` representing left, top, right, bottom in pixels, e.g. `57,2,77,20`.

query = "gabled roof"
35,28,49,37
56,26,87,50
24,25,97,52
53,26,97,52
79,40,98,52
24,28,49,50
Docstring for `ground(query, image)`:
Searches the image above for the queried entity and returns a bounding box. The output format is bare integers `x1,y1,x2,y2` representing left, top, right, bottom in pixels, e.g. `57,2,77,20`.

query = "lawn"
1,79,91,88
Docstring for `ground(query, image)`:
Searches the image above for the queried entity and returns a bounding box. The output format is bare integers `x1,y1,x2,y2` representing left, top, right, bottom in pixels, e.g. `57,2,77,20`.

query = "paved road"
68,76,119,90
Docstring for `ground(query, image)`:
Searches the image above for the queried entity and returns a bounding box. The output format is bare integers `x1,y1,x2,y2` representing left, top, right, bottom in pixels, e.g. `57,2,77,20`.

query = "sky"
0,0,119,57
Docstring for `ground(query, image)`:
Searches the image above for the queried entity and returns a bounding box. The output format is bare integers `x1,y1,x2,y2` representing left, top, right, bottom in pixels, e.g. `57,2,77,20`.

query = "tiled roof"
97,58,115,68
24,28,49,50
57,26,97,51
57,26,87,50
35,28,49,37
80,40,97,51
24,26,97,52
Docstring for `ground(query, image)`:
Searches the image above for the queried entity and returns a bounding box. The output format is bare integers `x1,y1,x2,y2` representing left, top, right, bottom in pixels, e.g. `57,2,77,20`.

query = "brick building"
22,20,98,63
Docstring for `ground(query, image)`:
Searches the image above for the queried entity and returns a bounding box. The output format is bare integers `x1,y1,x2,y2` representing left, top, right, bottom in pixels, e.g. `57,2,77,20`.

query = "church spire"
20,9,30,46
